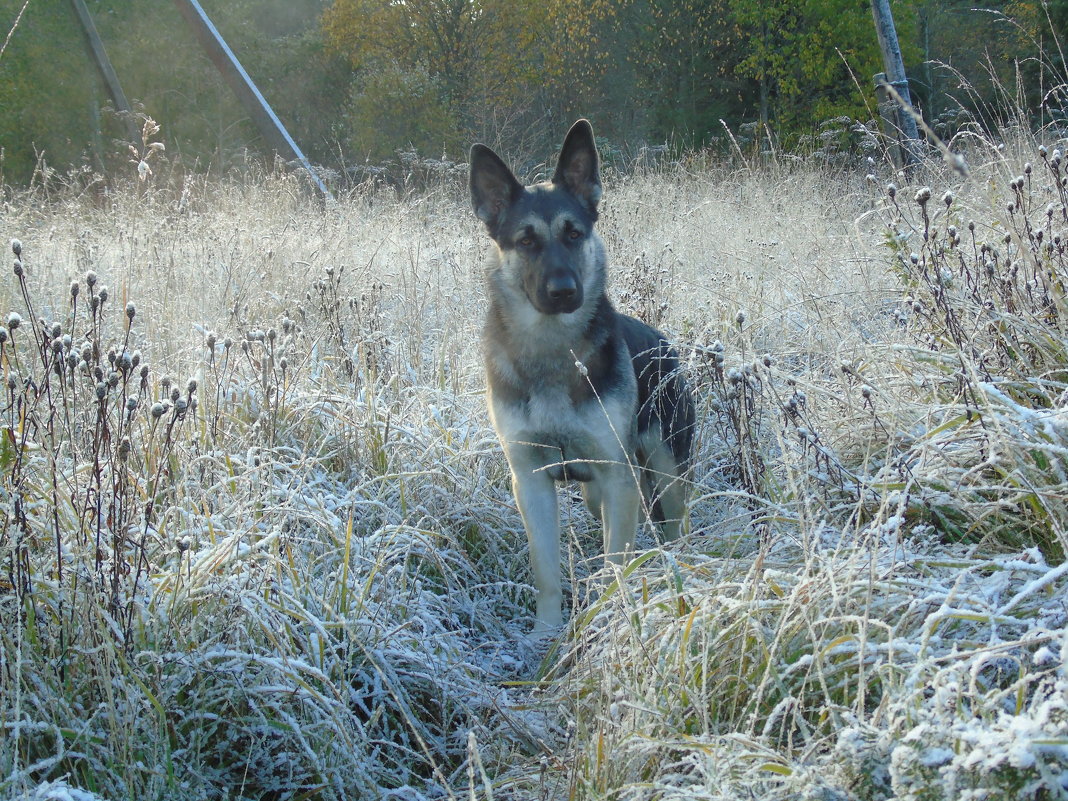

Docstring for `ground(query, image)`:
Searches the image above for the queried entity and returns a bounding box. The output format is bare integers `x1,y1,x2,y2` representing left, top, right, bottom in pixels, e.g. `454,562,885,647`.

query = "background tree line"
0,0,1065,185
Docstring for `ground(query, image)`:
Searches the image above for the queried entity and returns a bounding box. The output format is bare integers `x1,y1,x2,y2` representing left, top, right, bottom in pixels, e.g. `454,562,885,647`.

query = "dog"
469,119,695,633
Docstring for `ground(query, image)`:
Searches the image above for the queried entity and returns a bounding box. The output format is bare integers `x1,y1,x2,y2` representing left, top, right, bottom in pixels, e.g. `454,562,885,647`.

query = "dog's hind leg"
640,440,689,542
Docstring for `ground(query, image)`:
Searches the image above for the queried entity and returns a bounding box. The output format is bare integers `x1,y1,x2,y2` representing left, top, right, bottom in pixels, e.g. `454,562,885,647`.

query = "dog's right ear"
470,144,522,237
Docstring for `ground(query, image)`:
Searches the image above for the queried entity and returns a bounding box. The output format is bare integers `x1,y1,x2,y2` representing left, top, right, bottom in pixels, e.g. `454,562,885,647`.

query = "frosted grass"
1,143,1066,799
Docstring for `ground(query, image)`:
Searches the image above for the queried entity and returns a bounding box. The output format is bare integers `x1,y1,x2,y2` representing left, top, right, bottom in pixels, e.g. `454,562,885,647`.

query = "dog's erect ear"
470,144,523,236
552,119,601,210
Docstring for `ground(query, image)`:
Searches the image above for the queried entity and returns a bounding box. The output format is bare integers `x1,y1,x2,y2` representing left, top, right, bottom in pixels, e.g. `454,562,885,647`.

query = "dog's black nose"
546,273,577,301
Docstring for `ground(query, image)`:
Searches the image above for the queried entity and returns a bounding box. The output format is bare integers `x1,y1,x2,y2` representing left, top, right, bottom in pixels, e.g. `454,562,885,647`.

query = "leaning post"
870,0,921,167
170,0,334,200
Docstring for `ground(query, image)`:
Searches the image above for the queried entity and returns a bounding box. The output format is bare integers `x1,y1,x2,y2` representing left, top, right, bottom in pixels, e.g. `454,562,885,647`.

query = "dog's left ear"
552,119,602,211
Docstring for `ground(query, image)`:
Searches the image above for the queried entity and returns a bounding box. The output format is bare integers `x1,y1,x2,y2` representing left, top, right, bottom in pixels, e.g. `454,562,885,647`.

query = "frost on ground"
1,142,1067,800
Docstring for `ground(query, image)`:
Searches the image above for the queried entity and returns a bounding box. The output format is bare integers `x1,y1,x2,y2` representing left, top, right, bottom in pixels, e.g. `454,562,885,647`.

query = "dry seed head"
186,378,197,394
914,187,931,204
735,309,746,327
170,387,180,403
125,302,136,321
150,401,166,419
1040,145,1048,158
70,281,79,299
13,260,23,277
1025,162,1032,175
942,190,954,207
98,286,108,302
173,397,188,414
107,371,119,388
139,364,149,380
7,313,21,331
886,182,897,199
118,437,131,461
206,331,217,349
0,328,8,346
95,382,107,400
10,239,21,258
125,396,138,412
86,270,97,288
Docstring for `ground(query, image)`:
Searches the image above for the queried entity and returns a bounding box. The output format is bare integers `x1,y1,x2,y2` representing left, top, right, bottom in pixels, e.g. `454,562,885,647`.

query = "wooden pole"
870,0,920,165
170,0,333,200
70,0,140,141
874,72,904,170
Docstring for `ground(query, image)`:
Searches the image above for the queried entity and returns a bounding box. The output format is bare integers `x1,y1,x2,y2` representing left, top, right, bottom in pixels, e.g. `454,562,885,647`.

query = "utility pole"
870,0,920,166
170,0,333,200
70,0,140,142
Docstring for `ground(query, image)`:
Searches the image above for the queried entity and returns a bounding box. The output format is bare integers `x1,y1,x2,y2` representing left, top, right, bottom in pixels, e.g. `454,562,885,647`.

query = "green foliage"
2,0,1068,180
0,3,110,183
342,61,461,162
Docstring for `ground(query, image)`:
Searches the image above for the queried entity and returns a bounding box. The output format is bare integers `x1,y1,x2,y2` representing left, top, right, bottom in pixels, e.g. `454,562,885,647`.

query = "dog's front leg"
597,465,641,567
508,450,563,632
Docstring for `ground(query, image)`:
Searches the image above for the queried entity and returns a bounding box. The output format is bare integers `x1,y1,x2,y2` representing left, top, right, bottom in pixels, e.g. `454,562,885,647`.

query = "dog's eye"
518,236,534,248
567,229,583,241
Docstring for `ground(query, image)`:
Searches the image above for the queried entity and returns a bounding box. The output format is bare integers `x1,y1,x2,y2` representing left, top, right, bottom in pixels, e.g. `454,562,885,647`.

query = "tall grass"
1,122,1066,800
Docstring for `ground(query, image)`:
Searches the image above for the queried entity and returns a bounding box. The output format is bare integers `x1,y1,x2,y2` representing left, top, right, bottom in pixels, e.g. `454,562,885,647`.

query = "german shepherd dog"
470,119,695,633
